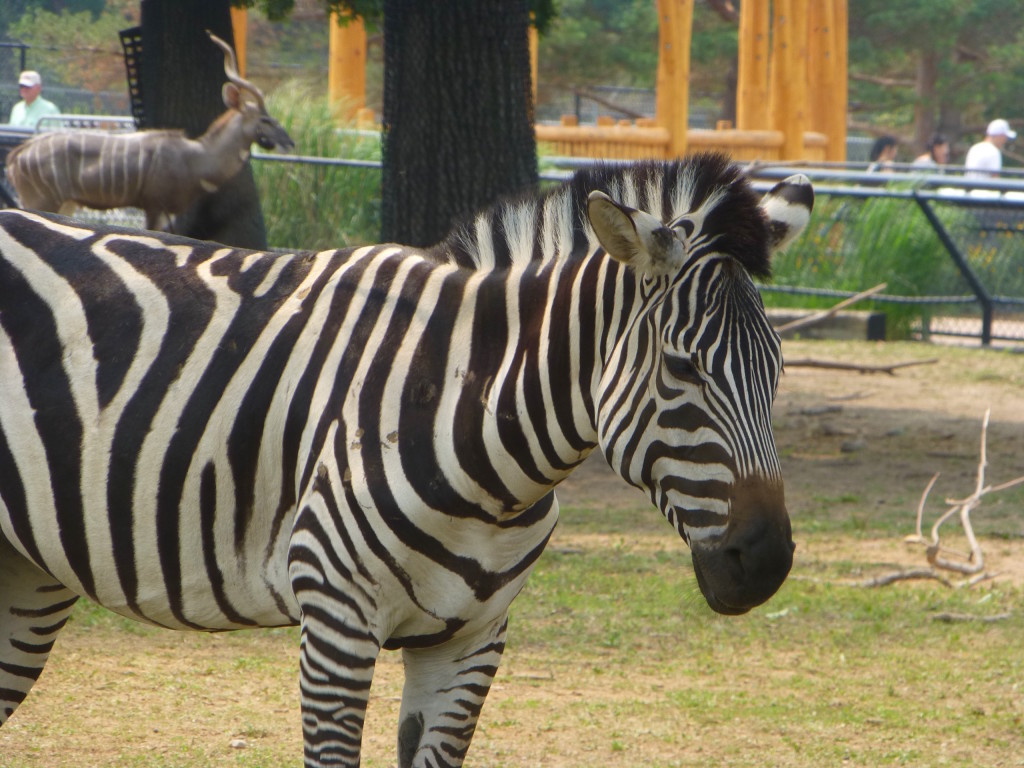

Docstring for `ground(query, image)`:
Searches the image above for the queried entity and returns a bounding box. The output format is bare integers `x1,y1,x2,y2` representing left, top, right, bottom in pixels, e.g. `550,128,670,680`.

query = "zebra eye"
663,354,702,385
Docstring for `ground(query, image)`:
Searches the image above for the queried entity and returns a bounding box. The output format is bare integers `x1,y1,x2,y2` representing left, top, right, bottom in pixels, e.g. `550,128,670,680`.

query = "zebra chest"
292,458,560,646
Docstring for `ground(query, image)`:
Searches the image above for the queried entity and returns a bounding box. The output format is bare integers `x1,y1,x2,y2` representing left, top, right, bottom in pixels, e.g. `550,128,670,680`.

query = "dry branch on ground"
785,358,938,375
861,409,1024,592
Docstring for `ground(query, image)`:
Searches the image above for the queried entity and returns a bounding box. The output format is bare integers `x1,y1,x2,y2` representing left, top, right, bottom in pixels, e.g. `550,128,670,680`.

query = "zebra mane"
429,152,772,278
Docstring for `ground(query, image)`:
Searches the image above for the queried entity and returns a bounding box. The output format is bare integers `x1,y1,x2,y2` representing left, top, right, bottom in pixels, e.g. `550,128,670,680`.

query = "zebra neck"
455,253,639,503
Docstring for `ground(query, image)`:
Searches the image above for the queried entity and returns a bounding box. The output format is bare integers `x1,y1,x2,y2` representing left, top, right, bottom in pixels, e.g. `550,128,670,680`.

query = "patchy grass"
4,529,1022,767
3,340,1024,767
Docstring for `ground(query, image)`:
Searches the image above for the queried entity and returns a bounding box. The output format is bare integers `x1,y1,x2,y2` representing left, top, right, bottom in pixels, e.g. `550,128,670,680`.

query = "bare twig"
858,569,952,588
931,611,1011,623
869,409,1021,589
785,358,938,375
775,283,888,334
849,73,917,88
905,473,940,543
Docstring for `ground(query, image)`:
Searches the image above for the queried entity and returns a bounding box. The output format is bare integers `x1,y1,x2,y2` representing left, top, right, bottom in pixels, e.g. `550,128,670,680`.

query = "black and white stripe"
0,153,811,767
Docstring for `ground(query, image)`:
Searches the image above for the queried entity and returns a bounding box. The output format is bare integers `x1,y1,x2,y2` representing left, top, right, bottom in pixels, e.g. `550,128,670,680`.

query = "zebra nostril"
722,545,745,582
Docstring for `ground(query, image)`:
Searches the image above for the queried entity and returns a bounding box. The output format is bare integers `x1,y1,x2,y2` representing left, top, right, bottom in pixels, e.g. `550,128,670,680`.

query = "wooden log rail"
535,117,828,162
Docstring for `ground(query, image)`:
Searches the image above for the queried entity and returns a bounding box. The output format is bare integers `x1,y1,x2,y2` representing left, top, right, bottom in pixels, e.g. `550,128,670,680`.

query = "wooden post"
768,0,810,160
807,1,830,152
829,0,848,161
736,0,769,131
655,0,693,158
807,0,847,161
529,18,538,108
328,12,367,122
230,6,247,77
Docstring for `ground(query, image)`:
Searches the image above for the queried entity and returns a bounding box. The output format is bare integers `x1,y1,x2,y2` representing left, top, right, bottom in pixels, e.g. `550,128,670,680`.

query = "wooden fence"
535,115,828,163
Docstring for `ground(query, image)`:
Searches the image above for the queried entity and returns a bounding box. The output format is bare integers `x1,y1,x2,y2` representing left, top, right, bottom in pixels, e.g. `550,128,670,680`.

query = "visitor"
8,71,60,129
867,135,898,172
965,119,1016,180
912,134,950,168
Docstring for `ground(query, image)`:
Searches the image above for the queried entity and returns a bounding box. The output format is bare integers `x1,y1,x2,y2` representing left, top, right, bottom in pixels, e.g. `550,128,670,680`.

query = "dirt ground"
2,339,1023,767
557,339,1024,587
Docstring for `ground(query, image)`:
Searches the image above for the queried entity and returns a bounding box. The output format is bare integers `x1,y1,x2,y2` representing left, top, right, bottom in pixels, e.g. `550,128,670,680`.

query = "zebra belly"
0,497,299,631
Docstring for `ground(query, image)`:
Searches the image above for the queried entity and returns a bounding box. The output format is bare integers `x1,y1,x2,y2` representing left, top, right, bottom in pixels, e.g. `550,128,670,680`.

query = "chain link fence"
744,166,1024,348
2,128,1023,348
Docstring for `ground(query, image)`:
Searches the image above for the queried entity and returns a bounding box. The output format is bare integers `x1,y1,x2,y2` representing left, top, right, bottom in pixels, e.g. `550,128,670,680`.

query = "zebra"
0,153,812,767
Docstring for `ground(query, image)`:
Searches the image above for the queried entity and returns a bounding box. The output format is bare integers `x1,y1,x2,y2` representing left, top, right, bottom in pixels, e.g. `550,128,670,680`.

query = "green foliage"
848,0,1024,133
253,83,381,250
7,0,135,99
0,0,104,39
765,192,1024,339
537,0,659,89
233,0,556,31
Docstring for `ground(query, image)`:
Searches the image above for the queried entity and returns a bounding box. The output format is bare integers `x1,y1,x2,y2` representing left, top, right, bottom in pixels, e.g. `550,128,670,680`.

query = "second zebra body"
0,154,812,767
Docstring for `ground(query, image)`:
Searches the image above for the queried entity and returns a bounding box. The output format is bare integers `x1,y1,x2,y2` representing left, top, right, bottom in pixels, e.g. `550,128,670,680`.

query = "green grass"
766,193,1024,339
501,537,1024,765
253,82,382,251
8,526,1022,767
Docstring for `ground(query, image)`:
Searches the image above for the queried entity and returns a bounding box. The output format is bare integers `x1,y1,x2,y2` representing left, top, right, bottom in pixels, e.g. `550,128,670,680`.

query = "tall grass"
254,83,382,251
250,95,1024,341
766,192,1024,338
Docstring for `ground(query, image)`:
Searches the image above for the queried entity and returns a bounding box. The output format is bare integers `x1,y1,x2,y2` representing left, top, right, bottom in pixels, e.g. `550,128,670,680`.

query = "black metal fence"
742,164,1024,347
2,130,1023,348
543,157,1024,347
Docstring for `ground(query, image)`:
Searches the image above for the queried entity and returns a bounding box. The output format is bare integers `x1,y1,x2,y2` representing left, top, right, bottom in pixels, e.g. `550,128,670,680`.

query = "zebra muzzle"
688,478,793,615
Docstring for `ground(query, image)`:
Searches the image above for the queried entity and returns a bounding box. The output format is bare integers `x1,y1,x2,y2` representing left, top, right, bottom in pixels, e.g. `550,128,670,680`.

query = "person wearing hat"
965,119,1017,180
8,70,60,129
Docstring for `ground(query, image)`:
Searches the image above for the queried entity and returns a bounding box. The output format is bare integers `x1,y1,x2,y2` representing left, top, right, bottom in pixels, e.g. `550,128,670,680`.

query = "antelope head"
207,31,294,153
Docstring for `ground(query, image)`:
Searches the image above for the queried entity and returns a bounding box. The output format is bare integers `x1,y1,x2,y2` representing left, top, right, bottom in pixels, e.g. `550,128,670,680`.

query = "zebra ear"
587,191,684,277
759,174,814,252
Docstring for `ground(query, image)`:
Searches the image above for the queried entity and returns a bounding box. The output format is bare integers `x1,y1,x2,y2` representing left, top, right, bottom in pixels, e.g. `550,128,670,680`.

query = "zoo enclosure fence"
743,164,1024,348
546,156,1024,348
1,129,1022,348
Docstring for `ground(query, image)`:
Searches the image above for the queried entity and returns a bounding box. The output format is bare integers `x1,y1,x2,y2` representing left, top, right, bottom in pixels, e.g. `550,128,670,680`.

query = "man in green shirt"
8,71,59,129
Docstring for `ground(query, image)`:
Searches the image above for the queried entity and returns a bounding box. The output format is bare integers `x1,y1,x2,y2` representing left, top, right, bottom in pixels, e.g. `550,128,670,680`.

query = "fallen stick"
857,569,952,588
775,282,888,334
785,358,939,375
931,611,1011,623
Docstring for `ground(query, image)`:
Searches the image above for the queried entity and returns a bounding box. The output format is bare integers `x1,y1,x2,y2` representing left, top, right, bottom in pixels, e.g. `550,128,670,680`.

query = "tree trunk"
139,0,268,249
913,49,938,152
381,0,539,247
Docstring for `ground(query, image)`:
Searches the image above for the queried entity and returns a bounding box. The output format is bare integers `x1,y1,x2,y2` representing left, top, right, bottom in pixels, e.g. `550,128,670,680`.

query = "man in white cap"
965,118,1017,180
8,70,60,129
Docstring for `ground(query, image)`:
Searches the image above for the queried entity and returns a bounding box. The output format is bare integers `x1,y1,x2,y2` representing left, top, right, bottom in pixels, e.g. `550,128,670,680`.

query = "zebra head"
586,162,813,615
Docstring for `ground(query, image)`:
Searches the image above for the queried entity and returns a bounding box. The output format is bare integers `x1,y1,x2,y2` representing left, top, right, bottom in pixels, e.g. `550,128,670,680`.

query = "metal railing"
2,137,1022,345
739,163,1024,346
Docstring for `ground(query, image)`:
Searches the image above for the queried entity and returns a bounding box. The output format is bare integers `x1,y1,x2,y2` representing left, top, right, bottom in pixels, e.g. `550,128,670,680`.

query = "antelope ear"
759,174,814,252
222,82,241,110
587,190,684,277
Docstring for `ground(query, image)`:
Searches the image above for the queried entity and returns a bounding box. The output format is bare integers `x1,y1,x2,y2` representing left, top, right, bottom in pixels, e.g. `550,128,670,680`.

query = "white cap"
18,70,41,88
986,119,1017,140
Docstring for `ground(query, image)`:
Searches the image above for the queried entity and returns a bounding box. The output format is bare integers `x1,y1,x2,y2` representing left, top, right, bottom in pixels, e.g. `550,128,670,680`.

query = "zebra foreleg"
297,617,380,768
290,503,383,767
398,615,509,768
0,536,78,725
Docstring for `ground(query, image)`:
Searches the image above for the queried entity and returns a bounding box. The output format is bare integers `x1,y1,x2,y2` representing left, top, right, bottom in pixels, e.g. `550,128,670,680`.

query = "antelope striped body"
5,33,293,232
0,154,812,767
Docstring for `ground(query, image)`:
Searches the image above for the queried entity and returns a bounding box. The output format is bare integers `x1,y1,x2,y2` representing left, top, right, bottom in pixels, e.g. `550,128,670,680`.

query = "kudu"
5,32,294,232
